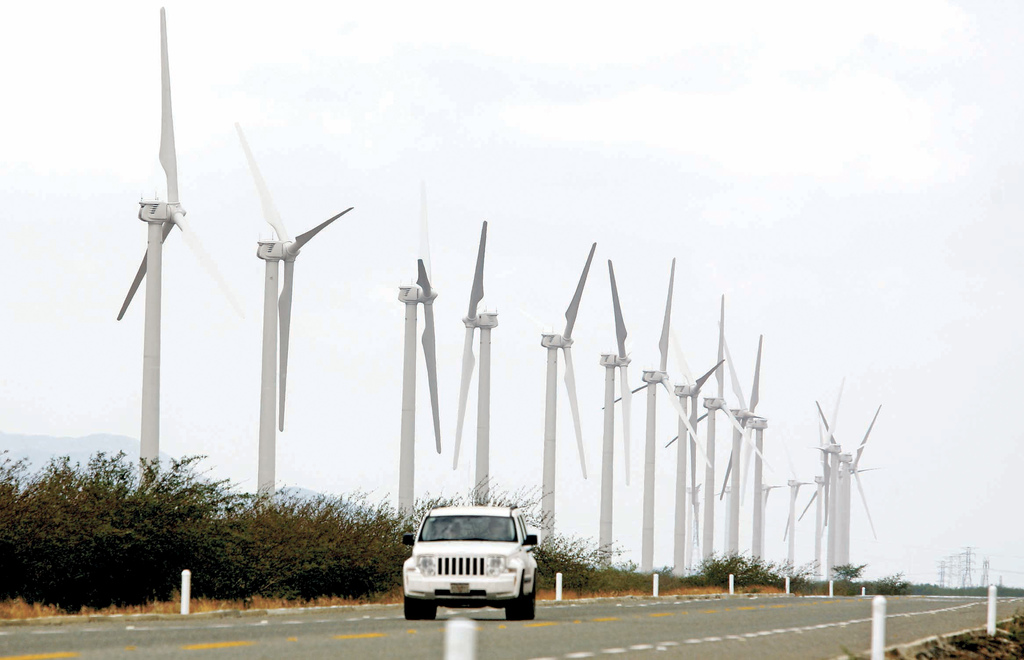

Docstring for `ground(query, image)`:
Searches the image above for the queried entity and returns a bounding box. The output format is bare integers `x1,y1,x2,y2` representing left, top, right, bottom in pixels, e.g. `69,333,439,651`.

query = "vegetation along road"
0,595,1020,659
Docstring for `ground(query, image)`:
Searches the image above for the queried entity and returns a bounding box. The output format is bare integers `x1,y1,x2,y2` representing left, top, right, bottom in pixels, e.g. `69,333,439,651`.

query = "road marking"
407,629,417,634
600,649,627,654
648,613,673,617
701,609,719,613
593,617,619,622
334,633,386,640
498,625,507,629
628,644,653,650
124,647,137,651
182,642,254,650
286,637,297,642
0,655,80,660
525,622,559,628
736,606,757,610
566,653,595,658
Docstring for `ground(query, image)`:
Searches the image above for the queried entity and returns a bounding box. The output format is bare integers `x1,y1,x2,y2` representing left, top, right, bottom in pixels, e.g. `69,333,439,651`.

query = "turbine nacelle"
703,397,726,411
138,199,182,223
641,369,668,385
599,353,630,368
746,417,768,430
398,283,438,304
674,383,695,397
464,311,498,329
540,333,571,349
257,240,286,260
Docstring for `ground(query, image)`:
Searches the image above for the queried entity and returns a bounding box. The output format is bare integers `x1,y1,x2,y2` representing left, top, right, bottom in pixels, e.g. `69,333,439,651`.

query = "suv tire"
505,576,536,621
404,596,437,621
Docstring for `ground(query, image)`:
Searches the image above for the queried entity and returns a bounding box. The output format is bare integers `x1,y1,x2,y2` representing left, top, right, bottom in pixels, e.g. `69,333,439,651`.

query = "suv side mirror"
402,533,415,546
524,534,538,546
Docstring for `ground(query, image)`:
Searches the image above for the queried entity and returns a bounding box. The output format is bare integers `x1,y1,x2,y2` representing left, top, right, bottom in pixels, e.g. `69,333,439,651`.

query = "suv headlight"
485,555,507,577
417,555,437,577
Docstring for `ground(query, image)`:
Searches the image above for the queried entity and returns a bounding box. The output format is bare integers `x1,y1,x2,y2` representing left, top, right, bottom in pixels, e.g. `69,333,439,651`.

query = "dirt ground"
888,614,1024,659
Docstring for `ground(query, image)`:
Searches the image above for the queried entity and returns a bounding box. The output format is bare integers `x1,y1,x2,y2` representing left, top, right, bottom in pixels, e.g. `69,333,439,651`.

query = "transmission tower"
981,558,990,587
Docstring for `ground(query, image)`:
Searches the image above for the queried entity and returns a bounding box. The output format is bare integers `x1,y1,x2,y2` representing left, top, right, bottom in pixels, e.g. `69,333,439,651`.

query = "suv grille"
438,556,487,577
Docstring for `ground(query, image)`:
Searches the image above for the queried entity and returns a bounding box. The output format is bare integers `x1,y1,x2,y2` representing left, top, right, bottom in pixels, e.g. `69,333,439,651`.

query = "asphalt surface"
1,594,1021,659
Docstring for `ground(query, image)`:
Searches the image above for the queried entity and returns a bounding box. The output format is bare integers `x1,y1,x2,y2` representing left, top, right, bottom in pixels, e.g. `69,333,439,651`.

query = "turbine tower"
702,296,727,558
117,8,241,467
453,222,497,503
598,260,633,560
539,243,596,537
235,124,352,495
783,478,811,570
397,184,442,515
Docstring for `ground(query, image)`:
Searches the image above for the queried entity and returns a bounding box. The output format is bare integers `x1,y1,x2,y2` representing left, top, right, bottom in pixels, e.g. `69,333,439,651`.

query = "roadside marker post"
180,570,191,615
871,596,886,660
861,586,866,596
445,617,477,660
829,580,834,597
785,576,790,594
728,574,734,595
987,584,997,635
653,573,659,597
556,573,563,601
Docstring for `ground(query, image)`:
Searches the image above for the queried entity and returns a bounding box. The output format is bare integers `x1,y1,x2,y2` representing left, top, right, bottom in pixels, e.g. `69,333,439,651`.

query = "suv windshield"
420,515,517,542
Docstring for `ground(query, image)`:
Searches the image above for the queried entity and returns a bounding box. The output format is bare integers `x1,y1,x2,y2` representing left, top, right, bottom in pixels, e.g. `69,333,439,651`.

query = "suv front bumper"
404,572,521,601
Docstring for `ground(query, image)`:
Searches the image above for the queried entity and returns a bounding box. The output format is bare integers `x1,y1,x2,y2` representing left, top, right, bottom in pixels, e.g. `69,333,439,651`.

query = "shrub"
871,573,910,596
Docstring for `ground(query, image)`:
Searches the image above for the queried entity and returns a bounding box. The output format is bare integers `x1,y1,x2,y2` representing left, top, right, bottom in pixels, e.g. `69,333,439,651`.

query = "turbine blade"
657,258,676,372
620,363,632,485
159,8,178,204
740,430,754,504
716,294,725,398
278,260,294,431
720,405,746,435
749,335,763,413
453,326,476,469
783,511,791,542
797,489,818,522
562,345,587,478
722,334,747,409
695,359,724,391
421,299,442,454
467,221,487,319
563,242,596,340
661,380,710,468
669,329,695,386
117,221,175,320
419,180,432,281
853,470,878,540
235,123,291,242
172,212,245,318
416,258,434,298
720,449,733,501
608,260,628,359
854,405,882,469
292,208,352,252
827,378,845,444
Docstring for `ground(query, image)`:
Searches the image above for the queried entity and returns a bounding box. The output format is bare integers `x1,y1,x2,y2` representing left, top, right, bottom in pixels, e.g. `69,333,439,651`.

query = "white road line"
600,649,627,654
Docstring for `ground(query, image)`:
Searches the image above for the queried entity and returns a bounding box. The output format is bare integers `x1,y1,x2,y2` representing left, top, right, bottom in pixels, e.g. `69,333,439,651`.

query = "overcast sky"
2,1,1022,586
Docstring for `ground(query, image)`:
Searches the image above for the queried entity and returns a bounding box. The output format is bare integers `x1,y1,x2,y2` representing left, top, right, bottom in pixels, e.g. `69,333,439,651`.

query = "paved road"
1,595,1020,659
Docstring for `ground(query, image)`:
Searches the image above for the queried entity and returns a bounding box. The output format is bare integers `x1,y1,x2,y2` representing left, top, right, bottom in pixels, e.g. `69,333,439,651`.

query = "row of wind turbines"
118,9,881,579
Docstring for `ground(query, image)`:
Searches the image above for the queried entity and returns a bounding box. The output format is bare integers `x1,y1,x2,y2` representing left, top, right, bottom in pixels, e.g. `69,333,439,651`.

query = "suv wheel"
505,576,536,621
404,596,437,621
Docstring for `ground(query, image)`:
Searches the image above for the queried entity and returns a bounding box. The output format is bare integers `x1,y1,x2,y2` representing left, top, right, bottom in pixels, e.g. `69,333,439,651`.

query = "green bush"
871,573,910,596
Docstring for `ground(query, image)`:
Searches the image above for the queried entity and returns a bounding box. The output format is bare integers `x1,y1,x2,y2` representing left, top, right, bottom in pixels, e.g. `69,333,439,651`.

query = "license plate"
451,583,470,594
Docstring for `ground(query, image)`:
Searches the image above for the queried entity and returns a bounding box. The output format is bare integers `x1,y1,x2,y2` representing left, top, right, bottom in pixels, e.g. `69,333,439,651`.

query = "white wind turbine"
117,8,242,467
396,184,442,515
597,260,633,560
453,222,497,503
702,295,727,558
539,243,596,537
715,334,771,555
639,259,706,572
235,124,352,495
778,437,811,571
814,380,846,578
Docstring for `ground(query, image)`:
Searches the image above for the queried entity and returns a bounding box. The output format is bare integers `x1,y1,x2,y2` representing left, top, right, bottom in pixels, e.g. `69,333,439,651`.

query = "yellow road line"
648,613,674,617
182,642,254,651
0,654,80,660
334,633,386,640
702,609,719,613
593,617,619,622
770,604,787,609
736,606,758,610
524,622,558,628
286,637,298,642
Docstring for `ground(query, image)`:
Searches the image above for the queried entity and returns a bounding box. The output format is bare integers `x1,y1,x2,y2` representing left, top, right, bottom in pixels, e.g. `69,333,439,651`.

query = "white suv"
402,506,539,620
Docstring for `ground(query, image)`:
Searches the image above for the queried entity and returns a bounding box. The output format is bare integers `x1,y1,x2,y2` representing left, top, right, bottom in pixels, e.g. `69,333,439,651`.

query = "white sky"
2,1,1022,586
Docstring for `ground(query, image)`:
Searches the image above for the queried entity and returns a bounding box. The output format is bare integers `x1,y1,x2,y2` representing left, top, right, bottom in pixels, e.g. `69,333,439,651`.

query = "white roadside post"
987,584,998,635
829,580,834,597
653,574,659,597
556,573,563,601
871,596,886,660
785,576,790,595
729,574,735,595
180,570,191,615
445,618,477,660
862,586,866,596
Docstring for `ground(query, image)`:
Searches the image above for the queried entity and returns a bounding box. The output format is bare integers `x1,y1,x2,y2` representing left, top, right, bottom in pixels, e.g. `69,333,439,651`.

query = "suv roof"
427,506,517,517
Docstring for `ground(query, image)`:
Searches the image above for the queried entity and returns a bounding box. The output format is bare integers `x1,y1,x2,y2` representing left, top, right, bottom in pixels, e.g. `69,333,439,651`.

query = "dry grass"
0,585,784,620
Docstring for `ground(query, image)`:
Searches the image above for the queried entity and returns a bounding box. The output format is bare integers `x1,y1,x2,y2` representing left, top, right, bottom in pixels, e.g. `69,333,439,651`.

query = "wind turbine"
539,243,596,538
702,295,727,558
396,184,442,514
453,222,497,503
235,123,352,495
598,260,633,560
815,380,846,578
117,8,241,467
783,478,812,571
639,259,706,572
